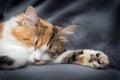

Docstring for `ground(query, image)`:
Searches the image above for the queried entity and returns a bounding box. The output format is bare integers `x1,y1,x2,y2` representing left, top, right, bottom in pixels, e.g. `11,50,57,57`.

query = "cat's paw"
74,50,109,68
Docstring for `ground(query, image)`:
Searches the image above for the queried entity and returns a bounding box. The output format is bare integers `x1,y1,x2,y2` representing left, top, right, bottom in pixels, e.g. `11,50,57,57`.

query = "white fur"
28,44,49,64
0,44,28,69
42,53,51,60
34,44,48,60
3,18,22,46
53,50,73,63
33,44,52,62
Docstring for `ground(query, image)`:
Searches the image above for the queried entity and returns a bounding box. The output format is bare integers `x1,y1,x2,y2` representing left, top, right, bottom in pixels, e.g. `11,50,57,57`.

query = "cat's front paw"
74,50,109,68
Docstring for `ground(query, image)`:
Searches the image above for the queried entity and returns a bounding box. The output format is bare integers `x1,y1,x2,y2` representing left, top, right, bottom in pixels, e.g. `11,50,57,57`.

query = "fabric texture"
0,0,120,80
0,65,120,80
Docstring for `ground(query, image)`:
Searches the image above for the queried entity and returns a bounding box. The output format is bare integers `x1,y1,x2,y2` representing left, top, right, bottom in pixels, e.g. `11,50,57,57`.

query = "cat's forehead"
15,13,25,22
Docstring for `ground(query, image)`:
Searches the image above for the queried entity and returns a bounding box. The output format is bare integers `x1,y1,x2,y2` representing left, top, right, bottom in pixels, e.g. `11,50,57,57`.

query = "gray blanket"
0,64,120,80
0,0,120,80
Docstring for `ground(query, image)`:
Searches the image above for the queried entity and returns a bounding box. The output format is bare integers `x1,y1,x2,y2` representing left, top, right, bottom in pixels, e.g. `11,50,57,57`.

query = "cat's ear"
58,25,77,42
55,26,63,31
22,6,38,26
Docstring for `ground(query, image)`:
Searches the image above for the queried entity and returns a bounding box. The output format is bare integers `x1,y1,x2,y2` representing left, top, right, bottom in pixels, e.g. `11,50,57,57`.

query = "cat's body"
0,6,109,69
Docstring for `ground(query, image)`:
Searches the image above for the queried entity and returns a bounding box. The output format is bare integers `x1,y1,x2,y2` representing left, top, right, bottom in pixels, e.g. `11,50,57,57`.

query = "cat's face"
11,6,76,55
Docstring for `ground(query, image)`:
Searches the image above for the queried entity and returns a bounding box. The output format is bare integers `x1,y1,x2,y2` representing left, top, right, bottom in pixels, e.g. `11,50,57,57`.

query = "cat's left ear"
58,25,77,42
22,6,38,26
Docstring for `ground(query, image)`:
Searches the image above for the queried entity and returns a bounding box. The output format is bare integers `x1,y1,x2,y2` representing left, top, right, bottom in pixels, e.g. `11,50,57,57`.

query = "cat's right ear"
22,6,38,26
58,25,77,42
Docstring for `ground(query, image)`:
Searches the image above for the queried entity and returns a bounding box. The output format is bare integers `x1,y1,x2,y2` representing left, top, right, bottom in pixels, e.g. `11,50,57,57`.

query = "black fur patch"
67,52,77,63
63,50,84,63
0,56,14,66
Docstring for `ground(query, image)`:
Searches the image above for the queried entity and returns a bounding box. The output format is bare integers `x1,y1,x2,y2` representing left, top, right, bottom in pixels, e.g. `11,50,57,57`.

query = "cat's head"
12,6,76,56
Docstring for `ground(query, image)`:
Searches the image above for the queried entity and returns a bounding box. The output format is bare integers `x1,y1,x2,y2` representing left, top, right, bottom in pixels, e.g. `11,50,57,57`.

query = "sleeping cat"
0,6,77,69
0,6,109,69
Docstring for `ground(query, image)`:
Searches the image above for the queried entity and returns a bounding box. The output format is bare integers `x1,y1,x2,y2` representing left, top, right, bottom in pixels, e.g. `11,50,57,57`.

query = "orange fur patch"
11,26,36,47
75,57,85,64
36,19,53,48
12,13,54,48
0,23,3,38
16,13,25,22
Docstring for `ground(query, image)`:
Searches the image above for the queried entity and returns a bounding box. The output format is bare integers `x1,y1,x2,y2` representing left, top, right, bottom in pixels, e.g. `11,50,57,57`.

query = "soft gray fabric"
0,64,120,80
0,0,120,80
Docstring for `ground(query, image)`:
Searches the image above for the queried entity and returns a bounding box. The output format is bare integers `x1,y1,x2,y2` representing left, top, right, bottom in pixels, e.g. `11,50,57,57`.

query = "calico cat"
0,6,109,69
0,6,76,69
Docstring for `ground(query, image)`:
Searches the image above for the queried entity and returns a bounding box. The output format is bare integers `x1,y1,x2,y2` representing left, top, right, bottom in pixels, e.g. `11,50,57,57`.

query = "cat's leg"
53,50,75,63
54,50,109,68
0,45,28,69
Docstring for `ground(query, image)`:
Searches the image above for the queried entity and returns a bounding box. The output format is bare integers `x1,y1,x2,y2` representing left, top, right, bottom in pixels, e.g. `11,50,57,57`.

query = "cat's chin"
34,59,48,65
